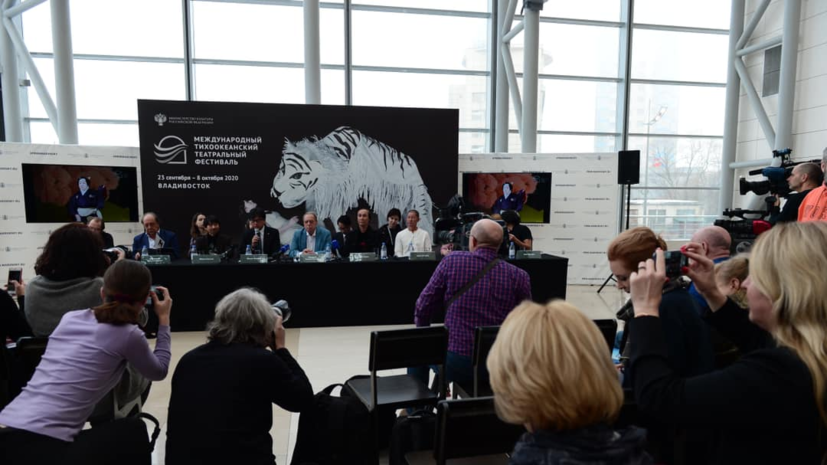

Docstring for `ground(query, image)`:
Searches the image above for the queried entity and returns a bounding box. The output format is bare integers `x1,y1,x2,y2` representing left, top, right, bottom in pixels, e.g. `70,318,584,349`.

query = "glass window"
27,58,185,120
352,71,486,128
459,131,488,154
541,0,622,22
629,189,718,240
78,123,140,147
627,136,723,188
635,0,731,29
194,65,345,105
511,23,621,78
508,133,618,153
192,3,344,65
632,29,729,83
628,84,726,136
28,120,58,144
352,11,488,71
22,0,184,58
508,79,619,134
352,0,488,13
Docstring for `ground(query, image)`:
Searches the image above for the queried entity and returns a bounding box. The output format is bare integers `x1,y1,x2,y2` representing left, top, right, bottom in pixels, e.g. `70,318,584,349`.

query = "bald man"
773,163,823,224
688,225,732,312
412,219,532,388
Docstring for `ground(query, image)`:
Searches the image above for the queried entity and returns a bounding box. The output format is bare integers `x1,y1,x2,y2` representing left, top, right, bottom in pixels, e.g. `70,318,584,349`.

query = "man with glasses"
240,207,281,256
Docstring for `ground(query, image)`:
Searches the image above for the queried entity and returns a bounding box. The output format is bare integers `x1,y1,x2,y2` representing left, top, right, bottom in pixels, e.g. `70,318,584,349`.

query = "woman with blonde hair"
487,301,651,464
629,221,827,464
714,255,749,308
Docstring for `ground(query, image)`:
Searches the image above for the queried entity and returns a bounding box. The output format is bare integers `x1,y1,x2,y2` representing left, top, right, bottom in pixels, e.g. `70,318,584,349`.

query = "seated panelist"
194,215,235,258
132,212,180,260
345,208,379,255
240,207,281,256
289,212,331,258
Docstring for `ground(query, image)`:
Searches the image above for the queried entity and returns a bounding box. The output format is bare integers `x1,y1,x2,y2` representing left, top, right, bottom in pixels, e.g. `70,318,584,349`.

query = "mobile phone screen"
8,268,22,288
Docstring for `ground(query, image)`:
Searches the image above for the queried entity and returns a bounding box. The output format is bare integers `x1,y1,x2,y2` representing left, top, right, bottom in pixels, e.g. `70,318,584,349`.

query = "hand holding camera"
629,248,667,318
680,243,728,311
150,285,173,326
272,315,286,350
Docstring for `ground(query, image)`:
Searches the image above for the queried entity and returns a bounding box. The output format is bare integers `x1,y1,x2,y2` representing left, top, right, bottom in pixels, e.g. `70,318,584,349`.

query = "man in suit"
289,212,332,258
88,217,114,249
194,215,235,258
240,207,281,256
132,212,180,260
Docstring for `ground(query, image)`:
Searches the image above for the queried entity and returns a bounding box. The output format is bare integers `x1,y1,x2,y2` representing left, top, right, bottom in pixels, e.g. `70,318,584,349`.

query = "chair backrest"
472,326,500,394
592,319,617,354
434,397,524,464
16,336,49,386
369,326,448,372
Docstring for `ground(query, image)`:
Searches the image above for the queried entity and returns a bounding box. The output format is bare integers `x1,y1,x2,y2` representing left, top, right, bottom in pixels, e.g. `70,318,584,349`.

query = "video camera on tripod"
739,148,820,198
714,209,772,255
433,195,508,252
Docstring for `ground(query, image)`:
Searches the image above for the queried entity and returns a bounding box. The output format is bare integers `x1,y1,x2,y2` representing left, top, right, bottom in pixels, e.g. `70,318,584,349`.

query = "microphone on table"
330,239,342,260
270,244,290,263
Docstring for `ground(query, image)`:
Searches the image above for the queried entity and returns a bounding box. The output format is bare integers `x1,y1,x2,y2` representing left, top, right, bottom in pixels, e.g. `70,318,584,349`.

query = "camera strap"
444,258,501,311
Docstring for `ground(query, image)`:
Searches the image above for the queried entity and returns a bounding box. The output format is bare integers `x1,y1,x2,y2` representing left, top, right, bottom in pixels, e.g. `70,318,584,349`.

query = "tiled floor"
145,284,628,464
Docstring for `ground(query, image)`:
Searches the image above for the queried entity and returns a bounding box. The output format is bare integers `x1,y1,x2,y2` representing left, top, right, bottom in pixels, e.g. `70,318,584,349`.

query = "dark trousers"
407,351,475,392
0,419,151,465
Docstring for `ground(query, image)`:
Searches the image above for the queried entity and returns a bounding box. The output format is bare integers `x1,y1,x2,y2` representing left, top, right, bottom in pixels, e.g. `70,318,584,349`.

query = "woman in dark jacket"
487,301,651,465
165,288,314,465
628,222,827,464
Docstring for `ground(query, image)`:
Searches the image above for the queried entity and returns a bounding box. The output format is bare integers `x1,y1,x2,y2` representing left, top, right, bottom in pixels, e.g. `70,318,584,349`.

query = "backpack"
291,376,395,465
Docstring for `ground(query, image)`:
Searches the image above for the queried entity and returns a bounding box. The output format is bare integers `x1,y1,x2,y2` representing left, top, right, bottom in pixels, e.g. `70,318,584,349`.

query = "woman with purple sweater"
0,260,173,464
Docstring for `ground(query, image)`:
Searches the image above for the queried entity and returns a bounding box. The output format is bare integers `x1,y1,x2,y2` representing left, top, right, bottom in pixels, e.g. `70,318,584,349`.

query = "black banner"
138,100,458,249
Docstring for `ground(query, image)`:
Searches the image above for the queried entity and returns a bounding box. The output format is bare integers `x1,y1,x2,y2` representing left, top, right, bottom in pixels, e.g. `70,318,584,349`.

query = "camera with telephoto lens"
272,299,292,323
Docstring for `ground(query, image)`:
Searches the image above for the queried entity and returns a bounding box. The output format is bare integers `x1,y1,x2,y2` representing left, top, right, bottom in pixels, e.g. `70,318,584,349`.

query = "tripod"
597,182,632,293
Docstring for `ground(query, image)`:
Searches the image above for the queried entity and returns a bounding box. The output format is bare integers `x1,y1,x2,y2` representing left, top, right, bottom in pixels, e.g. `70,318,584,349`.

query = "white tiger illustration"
270,126,434,235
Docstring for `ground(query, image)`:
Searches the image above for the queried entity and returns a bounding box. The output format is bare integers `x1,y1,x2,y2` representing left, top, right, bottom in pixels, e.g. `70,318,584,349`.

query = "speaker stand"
597,182,632,294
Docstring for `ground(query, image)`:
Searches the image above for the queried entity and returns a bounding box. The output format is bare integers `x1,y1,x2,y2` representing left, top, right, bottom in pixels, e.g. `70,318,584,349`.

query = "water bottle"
324,244,331,262
380,242,388,260
245,245,252,256
141,245,149,261
190,243,198,259
509,241,516,259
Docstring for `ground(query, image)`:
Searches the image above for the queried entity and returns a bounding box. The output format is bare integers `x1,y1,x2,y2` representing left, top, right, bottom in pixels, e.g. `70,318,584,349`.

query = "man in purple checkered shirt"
412,219,532,388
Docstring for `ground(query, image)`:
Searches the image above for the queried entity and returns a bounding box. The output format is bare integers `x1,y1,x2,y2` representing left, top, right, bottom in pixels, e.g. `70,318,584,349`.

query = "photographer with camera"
627,222,827,464
773,162,823,224
798,147,827,222
166,288,312,465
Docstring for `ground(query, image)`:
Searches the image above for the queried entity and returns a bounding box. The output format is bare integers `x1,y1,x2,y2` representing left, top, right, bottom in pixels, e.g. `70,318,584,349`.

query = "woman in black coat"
628,222,827,464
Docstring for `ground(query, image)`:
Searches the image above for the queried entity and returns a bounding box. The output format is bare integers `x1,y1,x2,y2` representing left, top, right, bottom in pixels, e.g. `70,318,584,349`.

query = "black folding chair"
345,327,449,454
405,397,524,465
453,326,499,399
15,336,48,386
592,319,618,353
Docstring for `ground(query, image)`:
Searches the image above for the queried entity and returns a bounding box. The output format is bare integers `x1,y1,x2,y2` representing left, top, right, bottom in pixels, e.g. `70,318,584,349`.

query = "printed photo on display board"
21,163,140,223
138,100,459,245
462,172,552,223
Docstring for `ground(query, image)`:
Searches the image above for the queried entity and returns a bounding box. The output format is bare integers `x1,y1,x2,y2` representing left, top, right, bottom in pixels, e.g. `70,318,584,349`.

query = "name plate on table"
409,252,435,261
191,255,221,265
142,255,170,266
299,254,326,263
239,254,268,264
349,252,377,262
517,250,543,259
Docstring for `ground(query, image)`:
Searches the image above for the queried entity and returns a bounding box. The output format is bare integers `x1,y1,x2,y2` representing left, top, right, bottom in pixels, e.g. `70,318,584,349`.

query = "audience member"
333,214,352,253
395,210,432,258
413,219,531,387
165,288,313,465
0,260,172,465
240,207,281,256
488,301,651,465
687,225,732,311
628,221,827,464
194,215,235,258
25,223,109,337
87,217,114,249
798,147,827,222
715,255,749,308
189,212,207,250
502,209,532,250
378,208,403,257
289,212,332,257
1,278,29,343
772,163,823,224
346,208,379,255
132,212,181,260
607,227,714,384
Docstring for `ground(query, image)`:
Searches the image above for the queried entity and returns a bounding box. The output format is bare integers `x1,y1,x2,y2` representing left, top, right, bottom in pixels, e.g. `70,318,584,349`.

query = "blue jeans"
407,351,476,392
